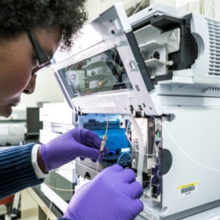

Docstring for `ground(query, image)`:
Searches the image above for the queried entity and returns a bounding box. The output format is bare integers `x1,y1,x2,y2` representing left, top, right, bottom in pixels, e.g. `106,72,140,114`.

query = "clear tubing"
205,0,211,15
117,152,132,164
105,114,109,135
46,201,53,220
100,114,109,153
96,154,101,173
209,0,218,14
133,0,146,15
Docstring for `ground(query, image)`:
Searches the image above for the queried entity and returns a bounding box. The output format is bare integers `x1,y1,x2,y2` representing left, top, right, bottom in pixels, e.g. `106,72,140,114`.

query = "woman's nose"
22,75,37,94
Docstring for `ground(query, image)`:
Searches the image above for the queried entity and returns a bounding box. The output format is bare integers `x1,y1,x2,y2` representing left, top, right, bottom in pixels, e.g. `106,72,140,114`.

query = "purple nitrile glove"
63,164,143,220
40,128,109,171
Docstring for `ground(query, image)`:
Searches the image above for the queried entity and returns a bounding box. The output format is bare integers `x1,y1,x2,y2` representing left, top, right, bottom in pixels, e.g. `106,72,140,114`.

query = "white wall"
19,67,64,108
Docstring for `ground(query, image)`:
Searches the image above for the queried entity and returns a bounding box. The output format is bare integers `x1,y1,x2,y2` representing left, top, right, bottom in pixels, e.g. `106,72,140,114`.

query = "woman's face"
0,26,62,117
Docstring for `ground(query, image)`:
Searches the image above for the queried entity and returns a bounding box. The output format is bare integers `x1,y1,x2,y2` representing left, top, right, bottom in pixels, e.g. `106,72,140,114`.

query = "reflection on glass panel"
59,48,133,97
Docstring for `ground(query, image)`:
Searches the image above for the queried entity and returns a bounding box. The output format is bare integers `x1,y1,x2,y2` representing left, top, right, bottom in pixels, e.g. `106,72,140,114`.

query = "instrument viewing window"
58,48,133,97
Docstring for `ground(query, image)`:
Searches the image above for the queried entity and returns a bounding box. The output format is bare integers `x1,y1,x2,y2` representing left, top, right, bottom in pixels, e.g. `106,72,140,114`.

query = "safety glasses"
25,27,51,75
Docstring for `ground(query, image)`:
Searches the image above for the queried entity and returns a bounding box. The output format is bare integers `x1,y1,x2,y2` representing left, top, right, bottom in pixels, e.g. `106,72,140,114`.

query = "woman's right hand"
63,165,143,220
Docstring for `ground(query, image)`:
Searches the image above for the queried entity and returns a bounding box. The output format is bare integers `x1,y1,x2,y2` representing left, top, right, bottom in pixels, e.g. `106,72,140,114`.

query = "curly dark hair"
0,0,88,49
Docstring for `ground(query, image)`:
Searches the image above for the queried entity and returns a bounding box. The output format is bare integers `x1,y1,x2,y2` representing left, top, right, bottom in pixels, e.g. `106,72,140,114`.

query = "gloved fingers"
91,153,104,162
85,140,109,154
84,130,110,154
130,199,144,217
94,152,107,162
122,169,136,183
72,128,95,146
89,136,109,153
85,138,100,149
85,130,101,149
108,164,124,172
77,143,101,160
127,182,143,199
74,182,90,195
102,146,109,154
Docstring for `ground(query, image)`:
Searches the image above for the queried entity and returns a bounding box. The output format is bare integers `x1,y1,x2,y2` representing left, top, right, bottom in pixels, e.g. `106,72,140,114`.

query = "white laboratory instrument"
52,3,220,220
39,103,77,212
39,103,76,143
0,108,26,146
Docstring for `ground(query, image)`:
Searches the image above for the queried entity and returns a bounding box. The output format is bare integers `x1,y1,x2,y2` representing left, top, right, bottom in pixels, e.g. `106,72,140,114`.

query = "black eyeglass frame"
25,26,51,75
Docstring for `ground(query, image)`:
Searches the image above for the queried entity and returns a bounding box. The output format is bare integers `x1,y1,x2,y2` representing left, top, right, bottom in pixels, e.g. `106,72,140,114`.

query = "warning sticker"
177,182,198,198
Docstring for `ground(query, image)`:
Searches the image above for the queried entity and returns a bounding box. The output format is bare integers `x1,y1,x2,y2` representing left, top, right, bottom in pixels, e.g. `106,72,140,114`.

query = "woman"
0,1,143,220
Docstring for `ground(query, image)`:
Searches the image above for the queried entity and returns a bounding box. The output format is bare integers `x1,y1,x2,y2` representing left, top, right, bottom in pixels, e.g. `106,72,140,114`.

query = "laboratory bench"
20,185,145,220
21,185,62,220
